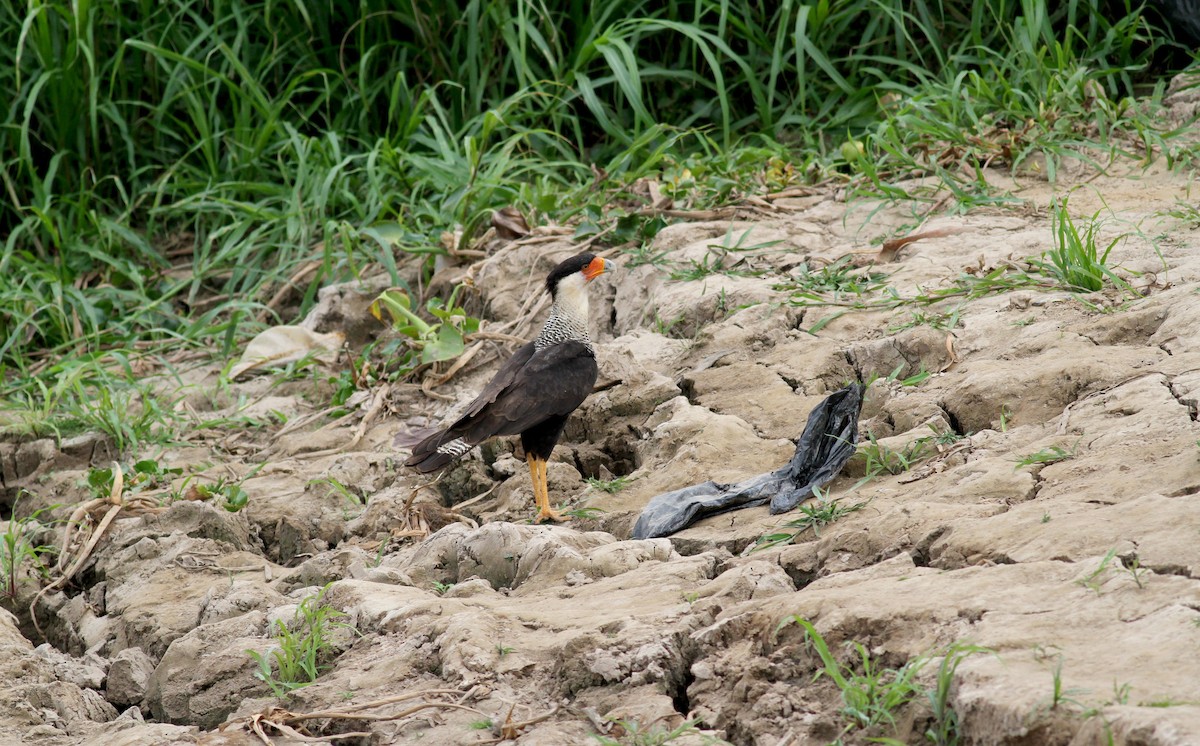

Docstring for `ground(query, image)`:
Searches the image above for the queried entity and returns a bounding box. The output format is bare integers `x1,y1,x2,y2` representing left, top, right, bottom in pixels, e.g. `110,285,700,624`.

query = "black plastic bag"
630,383,864,539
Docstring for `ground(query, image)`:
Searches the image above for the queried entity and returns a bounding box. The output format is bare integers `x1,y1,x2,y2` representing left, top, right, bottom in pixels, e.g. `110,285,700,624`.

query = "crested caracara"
405,252,614,523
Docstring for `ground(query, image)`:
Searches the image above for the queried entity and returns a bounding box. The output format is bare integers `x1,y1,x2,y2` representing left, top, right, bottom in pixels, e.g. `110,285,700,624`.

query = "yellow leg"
526,454,568,523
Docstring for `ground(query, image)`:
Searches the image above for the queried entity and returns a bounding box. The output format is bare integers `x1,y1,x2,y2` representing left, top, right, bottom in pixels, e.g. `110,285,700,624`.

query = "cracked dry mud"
4,153,1200,743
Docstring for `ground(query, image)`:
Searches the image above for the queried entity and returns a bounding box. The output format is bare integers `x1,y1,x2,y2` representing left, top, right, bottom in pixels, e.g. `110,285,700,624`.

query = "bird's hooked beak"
583,256,616,281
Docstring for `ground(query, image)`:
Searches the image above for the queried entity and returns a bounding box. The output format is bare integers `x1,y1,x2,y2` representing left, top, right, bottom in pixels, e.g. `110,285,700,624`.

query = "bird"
405,251,614,523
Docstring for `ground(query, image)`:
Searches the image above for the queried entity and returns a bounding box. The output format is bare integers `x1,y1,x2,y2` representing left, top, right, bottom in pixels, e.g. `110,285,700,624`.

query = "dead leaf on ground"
492,207,530,240
878,227,964,262
941,333,960,372
228,325,344,381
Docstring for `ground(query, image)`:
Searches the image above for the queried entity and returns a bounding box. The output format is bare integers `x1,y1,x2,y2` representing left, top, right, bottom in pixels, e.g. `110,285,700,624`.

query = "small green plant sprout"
857,432,930,476
888,308,961,333
1014,443,1076,469
777,616,927,737
430,580,454,596
0,497,58,602
563,505,606,520
247,584,352,698
1077,548,1120,594
1031,198,1132,294
924,423,965,447
925,643,989,746
652,312,686,337
85,459,182,501
753,486,867,551
1039,653,1090,712
998,405,1012,432
309,477,365,514
496,643,515,657
1119,552,1149,589
681,591,700,604
776,256,889,297
193,478,251,512
370,284,481,373
586,475,636,494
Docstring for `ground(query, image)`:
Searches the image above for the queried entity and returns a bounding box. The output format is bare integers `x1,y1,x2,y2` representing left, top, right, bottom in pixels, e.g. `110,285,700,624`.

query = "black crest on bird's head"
545,252,597,296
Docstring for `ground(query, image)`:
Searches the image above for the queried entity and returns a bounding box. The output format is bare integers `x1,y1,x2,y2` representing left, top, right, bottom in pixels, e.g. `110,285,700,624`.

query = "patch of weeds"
858,432,930,476
267,353,323,384
889,309,961,333
924,423,966,447
1165,200,1200,228
1012,316,1036,327
430,581,454,596
193,476,252,512
370,284,481,378
563,506,607,520
1014,443,1076,469
1041,512,1052,523
204,464,262,512
1030,198,1132,294
669,252,728,282
496,644,514,656
0,497,58,603
777,257,889,297
85,459,182,501
670,228,780,282
622,242,670,269
681,591,700,604
753,486,867,551
779,616,928,737
470,719,494,730
652,312,687,337
248,584,352,698
586,475,637,494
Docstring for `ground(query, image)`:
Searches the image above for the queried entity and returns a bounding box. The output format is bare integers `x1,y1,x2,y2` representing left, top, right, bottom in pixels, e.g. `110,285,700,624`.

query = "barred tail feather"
405,432,473,473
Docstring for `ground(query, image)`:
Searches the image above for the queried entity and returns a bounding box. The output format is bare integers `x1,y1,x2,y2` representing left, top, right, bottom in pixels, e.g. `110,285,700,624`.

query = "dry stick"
479,705,561,743
258,260,323,323
287,700,487,724
634,207,736,220
294,382,391,460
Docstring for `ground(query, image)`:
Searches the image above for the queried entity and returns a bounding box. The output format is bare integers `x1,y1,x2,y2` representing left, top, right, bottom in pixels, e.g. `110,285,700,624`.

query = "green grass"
1014,443,1077,468
858,433,932,476
0,496,57,603
0,0,1194,455
1031,198,1133,293
753,486,868,551
247,583,352,697
777,616,987,743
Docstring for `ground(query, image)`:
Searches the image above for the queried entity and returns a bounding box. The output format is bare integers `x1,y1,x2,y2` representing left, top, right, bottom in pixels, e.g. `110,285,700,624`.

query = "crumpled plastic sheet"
630,383,865,540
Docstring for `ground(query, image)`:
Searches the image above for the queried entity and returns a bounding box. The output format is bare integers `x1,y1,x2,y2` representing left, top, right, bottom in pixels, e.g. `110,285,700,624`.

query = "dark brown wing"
405,341,597,472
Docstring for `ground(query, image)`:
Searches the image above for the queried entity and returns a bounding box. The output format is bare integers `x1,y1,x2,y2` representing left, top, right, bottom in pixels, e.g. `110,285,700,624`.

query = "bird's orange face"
582,256,612,281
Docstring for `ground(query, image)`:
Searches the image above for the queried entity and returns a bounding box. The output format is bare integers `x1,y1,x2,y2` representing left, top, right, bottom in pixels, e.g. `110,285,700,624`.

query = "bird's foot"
533,508,571,524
